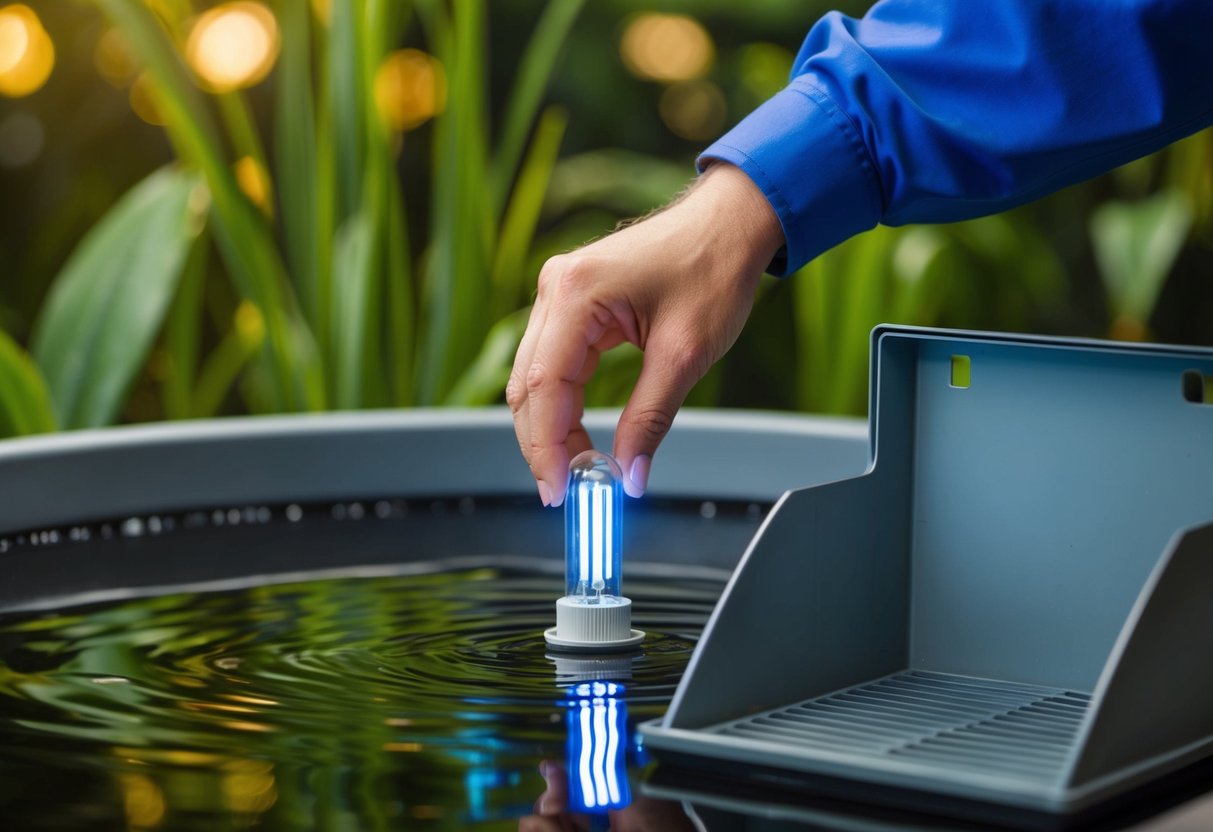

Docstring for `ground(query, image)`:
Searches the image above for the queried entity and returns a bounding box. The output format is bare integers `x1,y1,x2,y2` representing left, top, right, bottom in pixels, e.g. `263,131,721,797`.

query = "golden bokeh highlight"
375,49,446,132
0,4,54,98
659,80,727,141
620,13,713,83
234,301,266,347
222,760,277,814
129,72,166,126
94,27,138,88
235,155,272,216
310,0,332,27
185,2,279,94
382,741,423,752
120,773,167,829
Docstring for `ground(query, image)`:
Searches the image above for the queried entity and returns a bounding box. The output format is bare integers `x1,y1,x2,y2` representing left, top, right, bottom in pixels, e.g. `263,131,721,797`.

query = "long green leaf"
162,227,209,420
191,305,265,419
491,105,567,320
276,0,322,333
0,329,56,438
92,0,320,412
792,256,830,412
385,166,414,406
421,1,491,403
358,0,410,409
331,215,377,409
328,0,366,222
827,226,896,414
443,308,530,406
31,167,204,429
1091,189,1192,330
489,0,586,220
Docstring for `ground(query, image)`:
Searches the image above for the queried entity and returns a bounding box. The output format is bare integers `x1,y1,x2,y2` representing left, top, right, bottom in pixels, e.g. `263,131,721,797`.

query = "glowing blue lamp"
565,681,632,814
544,450,644,651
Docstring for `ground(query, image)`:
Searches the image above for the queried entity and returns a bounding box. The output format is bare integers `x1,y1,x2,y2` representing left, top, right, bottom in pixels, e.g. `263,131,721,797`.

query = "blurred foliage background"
1,0,1210,438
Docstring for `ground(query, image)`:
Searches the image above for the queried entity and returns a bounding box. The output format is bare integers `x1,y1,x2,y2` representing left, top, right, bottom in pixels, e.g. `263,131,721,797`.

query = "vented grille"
716,671,1091,785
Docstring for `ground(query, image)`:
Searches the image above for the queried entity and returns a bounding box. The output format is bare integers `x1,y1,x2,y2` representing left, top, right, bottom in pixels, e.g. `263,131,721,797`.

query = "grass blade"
31,167,205,429
0,328,57,438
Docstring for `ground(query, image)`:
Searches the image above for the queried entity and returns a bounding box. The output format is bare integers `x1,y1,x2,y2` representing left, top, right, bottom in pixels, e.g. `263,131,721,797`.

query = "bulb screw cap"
545,596,645,652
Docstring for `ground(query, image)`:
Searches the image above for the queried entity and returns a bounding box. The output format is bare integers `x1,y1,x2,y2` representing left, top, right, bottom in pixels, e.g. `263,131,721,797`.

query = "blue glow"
564,682,631,813
565,451,623,601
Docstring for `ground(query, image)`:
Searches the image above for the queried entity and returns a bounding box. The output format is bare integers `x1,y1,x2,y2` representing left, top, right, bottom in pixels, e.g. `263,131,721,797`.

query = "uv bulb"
544,451,645,652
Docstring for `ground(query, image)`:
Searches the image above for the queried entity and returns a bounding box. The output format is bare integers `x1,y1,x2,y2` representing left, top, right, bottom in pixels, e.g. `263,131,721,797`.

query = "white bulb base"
545,596,645,652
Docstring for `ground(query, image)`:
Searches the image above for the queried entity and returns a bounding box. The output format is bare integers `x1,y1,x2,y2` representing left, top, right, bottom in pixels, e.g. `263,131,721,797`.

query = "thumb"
614,339,705,498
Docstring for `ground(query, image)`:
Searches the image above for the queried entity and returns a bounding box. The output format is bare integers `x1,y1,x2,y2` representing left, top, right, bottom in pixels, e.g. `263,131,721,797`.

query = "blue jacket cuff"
698,77,882,276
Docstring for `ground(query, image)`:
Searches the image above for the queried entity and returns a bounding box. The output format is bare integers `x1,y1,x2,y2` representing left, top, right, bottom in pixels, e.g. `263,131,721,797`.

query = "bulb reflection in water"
565,681,631,814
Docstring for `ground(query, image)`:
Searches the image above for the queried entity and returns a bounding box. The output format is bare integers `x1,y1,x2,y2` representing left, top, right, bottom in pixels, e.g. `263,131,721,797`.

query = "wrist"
687,162,785,276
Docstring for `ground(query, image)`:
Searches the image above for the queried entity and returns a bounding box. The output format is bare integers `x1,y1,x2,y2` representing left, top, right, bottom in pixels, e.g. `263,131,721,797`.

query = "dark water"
0,566,724,830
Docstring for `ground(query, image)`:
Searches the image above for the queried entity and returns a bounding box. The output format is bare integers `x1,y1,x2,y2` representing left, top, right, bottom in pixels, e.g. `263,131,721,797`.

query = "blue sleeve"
700,0,1213,276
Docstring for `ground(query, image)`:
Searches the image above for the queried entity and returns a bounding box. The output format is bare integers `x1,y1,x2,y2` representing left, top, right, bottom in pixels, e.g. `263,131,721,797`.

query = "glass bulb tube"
565,451,624,602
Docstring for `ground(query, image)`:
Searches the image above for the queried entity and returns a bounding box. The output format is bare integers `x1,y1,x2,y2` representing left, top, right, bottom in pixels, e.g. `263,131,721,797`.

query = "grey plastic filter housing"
640,326,1213,819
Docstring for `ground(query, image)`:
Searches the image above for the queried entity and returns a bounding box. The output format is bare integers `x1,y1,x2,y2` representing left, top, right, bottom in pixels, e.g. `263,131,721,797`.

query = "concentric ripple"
0,566,724,828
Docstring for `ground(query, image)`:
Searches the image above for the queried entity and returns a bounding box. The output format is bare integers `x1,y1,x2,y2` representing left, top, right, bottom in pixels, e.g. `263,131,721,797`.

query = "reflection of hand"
518,759,697,832
508,162,783,507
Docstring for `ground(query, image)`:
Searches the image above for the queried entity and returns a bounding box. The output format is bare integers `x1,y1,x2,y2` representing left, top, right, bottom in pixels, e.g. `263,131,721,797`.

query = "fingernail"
549,485,565,508
538,481,552,507
628,455,651,497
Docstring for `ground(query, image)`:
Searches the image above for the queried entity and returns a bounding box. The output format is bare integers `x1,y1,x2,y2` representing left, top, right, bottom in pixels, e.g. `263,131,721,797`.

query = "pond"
0,496,755,830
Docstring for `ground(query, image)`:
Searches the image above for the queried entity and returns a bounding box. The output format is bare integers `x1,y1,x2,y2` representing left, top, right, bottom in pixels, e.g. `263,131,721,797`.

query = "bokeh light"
235,155,272,215
659,80,726,141
185,2,279,94
0,4,55,98
94,27,138,88
620,13,713,83
120,773,166,829
234,301,265,348
374,49,446,132
129,72,166,126
222,760,277,814
310,0,332,27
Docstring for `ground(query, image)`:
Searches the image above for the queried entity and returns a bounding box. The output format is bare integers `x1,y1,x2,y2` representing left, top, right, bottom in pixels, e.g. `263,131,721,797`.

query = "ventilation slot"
716,671,1090,786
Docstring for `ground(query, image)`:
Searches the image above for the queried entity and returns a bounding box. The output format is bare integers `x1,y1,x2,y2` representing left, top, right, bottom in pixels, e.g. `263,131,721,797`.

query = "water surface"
0,565,723,830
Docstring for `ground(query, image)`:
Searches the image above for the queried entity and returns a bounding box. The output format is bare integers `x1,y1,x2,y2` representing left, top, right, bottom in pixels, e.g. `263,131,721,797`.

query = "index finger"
525,306,609,506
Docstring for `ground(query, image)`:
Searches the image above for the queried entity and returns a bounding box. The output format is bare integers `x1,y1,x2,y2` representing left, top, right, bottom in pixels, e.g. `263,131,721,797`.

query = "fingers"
613,334,705,498
519,760,583,832
508,301,549,501
524,304,609,506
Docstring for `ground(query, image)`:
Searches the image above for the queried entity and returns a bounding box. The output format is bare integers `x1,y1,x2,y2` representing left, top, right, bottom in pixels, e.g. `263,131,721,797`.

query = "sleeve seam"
786,77,886,220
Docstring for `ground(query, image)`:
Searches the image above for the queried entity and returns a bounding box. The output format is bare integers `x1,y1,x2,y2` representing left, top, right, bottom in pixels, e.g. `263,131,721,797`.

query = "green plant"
0,0,587,438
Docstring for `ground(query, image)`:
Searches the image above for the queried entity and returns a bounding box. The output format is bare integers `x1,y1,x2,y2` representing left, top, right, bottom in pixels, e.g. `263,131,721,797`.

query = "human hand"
508,162,783,506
